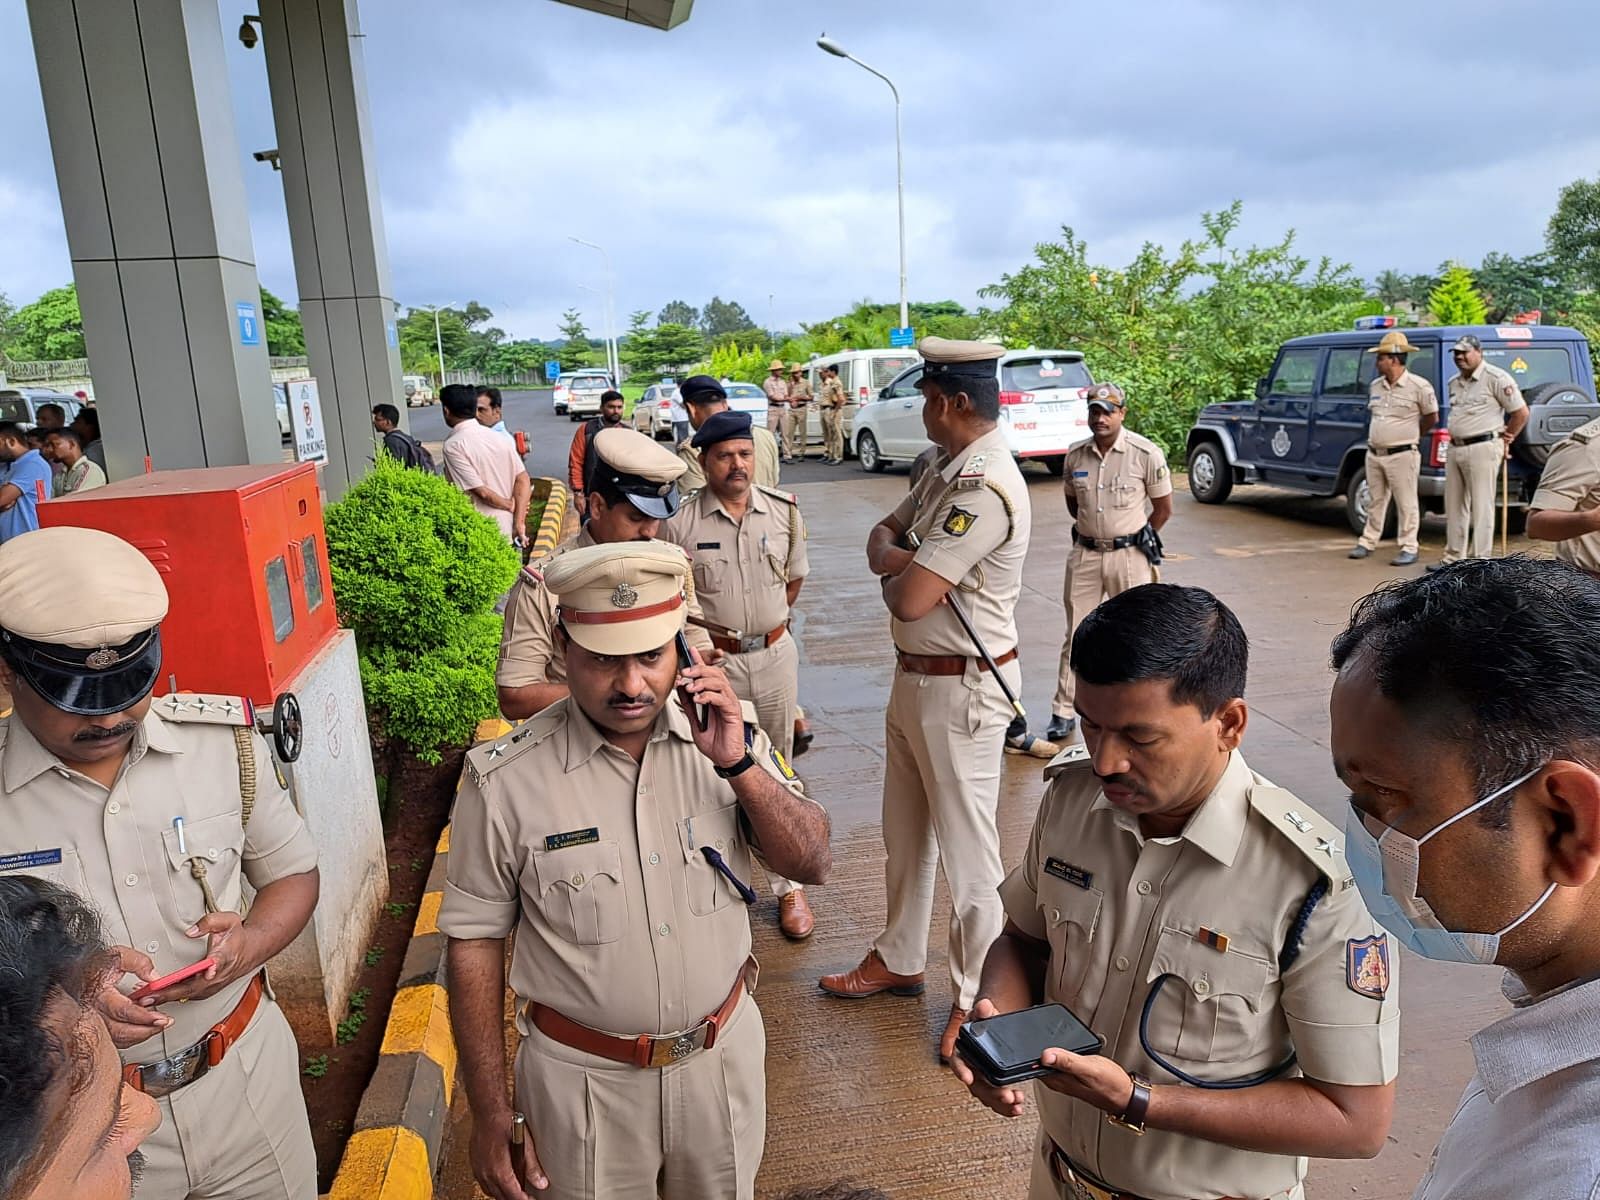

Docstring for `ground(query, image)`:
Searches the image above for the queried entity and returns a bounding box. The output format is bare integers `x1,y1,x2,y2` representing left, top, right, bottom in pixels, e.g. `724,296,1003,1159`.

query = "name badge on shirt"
697,542,721,550
1044,857,1093,890
544,828,600,852
1072,470,1090,478
0,848,63,872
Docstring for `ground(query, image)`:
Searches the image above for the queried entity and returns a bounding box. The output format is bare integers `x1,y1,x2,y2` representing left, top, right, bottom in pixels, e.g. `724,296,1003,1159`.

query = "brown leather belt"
123,972,264,1098
1369,443,1417,457
710,624,788,655
896,647,1018,676
528,964,750,1069
1045,1139,1248,1200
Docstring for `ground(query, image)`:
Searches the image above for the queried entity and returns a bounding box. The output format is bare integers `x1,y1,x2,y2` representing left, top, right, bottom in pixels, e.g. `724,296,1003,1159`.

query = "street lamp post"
420,301,457,391
569,236,620,385
818,34,908,333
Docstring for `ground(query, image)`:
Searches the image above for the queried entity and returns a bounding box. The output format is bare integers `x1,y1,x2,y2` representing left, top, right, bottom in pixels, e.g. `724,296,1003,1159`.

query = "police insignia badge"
610,582,639,609
942,508,977,537
85,646,121,670
770,747,798,781
1346,935,1390,999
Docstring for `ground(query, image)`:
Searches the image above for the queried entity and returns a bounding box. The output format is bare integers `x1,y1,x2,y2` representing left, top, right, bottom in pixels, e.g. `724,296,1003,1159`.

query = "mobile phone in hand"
129,957,218,1002
675,631,709,732
956,1002,1103,1087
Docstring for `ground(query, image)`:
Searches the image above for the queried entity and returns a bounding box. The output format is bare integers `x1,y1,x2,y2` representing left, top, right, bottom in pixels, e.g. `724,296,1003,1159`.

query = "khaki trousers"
1443,437,1504,562
766,405,783,440
822,405,845,461
1358,448,1422,554
1052,545,1157,719
137,1001,317,1200
875,660,1014,1009
721,633,802,897
1026,1132,1306,1200
781,404,805,459
516,990,766,1200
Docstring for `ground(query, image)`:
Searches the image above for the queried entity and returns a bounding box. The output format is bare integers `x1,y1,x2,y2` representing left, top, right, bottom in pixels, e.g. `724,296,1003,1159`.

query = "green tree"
649,323,705,373
0,290,17,357
260,287,306,356
558,308,588,344
658,300,698,328
1428,263,1489,326
1373,269,1416,307
9,284,86,360
1473,252,1572,323
1547,172,1600,291
701,296,757,338
397,305,473,377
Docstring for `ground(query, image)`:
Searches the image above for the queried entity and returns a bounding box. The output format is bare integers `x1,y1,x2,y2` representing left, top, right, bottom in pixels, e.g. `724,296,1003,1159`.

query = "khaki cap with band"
917,336,1005,381
0,526,169,715
545,540,691,656
590,427,688,519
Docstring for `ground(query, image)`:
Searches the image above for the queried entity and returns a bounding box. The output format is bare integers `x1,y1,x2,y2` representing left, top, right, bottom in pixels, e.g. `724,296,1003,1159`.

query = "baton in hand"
905,531,1025,720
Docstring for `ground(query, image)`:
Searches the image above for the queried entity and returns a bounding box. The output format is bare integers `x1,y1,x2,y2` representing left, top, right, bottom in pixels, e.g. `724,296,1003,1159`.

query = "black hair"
23,429,48,447
0,876,116,1199
922,373,1000,421
1331,557,1600,805
0,423,27,445
779,1187,890,1200
73,409,99,439
600,390,624,406
475,385,502,408
35,404,64,422
1071,583,1248,718
372,403,401,426
440,383,478,418
47,428,84,451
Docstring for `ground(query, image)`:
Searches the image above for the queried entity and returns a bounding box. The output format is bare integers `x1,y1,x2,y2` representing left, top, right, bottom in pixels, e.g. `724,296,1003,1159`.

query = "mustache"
607,690,658,708
73,721,138,743
1093,771,1140,793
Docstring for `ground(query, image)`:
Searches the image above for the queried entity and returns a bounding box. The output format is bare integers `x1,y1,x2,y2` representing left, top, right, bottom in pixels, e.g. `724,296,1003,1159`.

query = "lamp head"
817,35,849,57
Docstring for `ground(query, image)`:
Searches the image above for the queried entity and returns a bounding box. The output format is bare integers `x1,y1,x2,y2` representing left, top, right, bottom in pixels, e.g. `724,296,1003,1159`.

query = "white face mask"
1345,765,1558,965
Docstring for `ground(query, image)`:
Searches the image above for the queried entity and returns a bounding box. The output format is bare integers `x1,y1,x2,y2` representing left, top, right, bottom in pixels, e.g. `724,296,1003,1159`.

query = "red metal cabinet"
41,464,338,703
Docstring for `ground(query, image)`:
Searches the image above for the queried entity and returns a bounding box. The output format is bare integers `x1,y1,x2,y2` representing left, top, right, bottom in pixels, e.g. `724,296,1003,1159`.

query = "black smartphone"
956,1002,1103,1087
675,630,708,732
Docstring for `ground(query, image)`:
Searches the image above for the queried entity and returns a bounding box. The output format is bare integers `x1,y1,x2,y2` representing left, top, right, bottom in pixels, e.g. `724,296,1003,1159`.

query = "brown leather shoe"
818,950,925,998
939,1005,970,1065
778,890,815,940
792,717,815,757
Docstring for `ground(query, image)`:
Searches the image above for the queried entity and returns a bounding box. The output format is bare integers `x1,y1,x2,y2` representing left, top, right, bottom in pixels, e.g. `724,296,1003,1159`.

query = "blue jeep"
1186,323,1598,534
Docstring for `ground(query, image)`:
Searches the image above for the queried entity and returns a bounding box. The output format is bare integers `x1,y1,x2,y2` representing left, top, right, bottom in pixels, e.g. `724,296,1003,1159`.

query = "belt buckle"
648,1022,709,1067
137,1038,213,1099
1094,537,1114,552
737,633,765,654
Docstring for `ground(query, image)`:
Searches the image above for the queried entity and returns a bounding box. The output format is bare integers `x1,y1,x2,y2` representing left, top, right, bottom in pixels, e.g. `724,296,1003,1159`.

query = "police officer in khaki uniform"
497,427,715,720
1350,331,1438,567
1044,384,1171,744
819,363,848,465
957,584,1399,1200
1527,414,1600,574
0,526,321,1200
785,363,813,462
441,541,832,1200
763,359,792,460
663,410,815,939
675,375,782,493
1435,334,1528,567
819,337,1032,1064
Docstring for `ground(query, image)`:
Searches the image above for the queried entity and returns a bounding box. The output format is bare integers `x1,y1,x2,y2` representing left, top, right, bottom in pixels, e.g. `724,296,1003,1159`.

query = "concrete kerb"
532,479,569,559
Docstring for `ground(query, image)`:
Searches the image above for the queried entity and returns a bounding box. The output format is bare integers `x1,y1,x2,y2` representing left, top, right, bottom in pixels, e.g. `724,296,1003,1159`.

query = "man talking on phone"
442,541,831,1200
0,527,321,1199
956,584,1399,1200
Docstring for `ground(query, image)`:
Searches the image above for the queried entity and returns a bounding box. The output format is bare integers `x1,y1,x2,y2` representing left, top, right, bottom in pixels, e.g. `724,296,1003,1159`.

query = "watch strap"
1108,1073,1151,1135
714,751,758,780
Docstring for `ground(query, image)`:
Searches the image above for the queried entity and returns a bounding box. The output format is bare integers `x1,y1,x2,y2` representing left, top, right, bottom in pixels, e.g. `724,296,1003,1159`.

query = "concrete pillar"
259,0,405,497
25,0,281,481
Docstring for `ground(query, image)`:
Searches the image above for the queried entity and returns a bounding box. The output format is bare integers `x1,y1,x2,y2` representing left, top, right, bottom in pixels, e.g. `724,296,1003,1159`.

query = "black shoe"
1390,551,1418,566
1348,546,1371,559
1425,561,1453,574
1044,716,1077,742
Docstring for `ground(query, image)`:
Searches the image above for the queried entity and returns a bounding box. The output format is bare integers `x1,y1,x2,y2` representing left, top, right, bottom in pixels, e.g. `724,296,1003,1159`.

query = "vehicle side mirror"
1255,377,1269,401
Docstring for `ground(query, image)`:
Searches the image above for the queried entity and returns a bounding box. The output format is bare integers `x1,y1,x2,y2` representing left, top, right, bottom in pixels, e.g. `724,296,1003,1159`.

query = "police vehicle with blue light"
1185,319,1599,534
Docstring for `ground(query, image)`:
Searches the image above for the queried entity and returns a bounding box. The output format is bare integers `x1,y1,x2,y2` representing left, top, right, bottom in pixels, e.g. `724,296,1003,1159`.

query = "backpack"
385,429,439,474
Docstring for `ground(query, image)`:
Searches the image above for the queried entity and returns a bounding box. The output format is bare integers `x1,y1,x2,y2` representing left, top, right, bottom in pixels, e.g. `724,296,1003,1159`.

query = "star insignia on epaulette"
485,742,507,759
162,696,186,714
221,700,242,718
188,698,212,714
1316,837,1338,856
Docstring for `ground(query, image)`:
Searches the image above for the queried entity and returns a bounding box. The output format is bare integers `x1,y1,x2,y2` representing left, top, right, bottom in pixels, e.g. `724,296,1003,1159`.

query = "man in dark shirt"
371,403,433,471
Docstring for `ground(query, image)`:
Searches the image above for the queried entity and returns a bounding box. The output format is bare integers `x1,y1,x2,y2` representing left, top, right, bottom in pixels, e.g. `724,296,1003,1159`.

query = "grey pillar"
26,0,282,481
260,0,404,498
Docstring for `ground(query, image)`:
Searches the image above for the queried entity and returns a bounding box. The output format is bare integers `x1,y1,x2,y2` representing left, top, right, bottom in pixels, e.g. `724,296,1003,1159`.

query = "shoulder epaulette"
1042,742,1093,781
153,693,256,728
757,485,798,505
956,452,989,491
1249,784,1352,890
465,708,562,787
1569,416,1600,445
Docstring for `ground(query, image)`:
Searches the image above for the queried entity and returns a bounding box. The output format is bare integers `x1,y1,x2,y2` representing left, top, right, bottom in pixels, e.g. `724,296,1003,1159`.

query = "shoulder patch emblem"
1346,935,1390,1000
769,746,797,781
943,507,978,537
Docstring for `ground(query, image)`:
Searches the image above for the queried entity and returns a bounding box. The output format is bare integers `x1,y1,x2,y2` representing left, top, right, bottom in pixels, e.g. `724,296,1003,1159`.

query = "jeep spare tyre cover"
1515,380,1599,468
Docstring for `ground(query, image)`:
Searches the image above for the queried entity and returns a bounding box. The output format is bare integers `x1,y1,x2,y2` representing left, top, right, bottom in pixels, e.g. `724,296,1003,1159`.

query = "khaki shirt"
1530,416,1600,573
662,486,808,637
1066,429,1172,541
1367,370,1438,448
677,426,781,494
1447,363,1525,439
888,427,1031,656
0,701,318,1064
788,378,813,405
439,696,822,1035
762,376,790,407
1000,750,1400,1200
497,531,712,690
820,377,848,408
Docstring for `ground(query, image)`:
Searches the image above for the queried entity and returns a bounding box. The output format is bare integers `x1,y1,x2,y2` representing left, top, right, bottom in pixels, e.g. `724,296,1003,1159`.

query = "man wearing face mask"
1330,557,1600,1199
959,584,1399,1200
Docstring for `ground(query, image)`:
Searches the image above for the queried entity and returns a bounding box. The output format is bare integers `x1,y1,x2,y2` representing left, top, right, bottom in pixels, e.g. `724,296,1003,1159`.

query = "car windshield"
1474,345,1572,392
871,356,921,389
571,378,607,391
727,384,764,399
1003,358,1092,391
0,396,28,423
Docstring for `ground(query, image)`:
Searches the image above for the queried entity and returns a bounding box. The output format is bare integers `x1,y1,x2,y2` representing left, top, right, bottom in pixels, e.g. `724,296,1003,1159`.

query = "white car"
554,369,612,415
633,383,683,439
722,381,767,422
853,350,1094,474
402,375,433,406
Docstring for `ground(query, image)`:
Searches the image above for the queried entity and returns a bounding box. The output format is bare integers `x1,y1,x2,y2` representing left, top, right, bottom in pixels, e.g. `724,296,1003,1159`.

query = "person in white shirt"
1330,557,1600,1200
475,385,512,437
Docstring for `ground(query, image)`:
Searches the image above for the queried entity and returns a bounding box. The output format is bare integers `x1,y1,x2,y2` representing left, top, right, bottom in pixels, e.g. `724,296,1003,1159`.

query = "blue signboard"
889,326,915,348
545,360,563,382
236,301,261,346
386,321,398,348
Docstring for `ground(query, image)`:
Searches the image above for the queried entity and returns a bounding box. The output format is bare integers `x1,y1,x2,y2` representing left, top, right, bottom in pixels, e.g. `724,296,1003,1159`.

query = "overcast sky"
4,0,1599,342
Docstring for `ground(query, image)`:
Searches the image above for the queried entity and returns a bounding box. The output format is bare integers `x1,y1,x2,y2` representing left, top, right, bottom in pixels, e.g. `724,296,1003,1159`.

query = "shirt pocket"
677,803,752,918
161,812,244,925
692,552,731,598
1144,925,1275,1064
526,840,628,946
1038,879,1102,1005
1109,476,1142,509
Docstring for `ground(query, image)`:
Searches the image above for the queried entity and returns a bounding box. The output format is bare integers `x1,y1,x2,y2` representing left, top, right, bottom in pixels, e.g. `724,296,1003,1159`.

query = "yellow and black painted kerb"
324,718,512,1200
531,480,569,561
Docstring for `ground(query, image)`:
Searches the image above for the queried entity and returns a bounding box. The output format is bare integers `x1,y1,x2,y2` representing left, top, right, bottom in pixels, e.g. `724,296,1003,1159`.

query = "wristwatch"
714,751,758,780
1107,1073,1152,1135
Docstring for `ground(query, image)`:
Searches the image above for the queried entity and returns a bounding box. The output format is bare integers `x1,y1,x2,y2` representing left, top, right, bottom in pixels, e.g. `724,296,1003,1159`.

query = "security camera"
253,149,281,171
238,15,261,48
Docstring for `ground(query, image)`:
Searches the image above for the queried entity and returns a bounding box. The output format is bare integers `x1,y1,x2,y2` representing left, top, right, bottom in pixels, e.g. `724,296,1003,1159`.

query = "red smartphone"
129,957,217,1002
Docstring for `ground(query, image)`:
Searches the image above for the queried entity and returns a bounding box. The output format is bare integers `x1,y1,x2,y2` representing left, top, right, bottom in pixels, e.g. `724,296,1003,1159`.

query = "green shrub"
324,455,519,761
